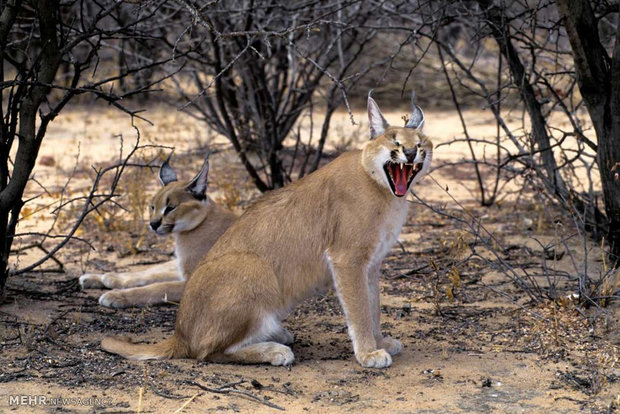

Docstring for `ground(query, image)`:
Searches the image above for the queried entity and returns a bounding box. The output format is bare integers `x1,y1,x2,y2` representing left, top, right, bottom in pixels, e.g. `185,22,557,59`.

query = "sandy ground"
0,105,618,413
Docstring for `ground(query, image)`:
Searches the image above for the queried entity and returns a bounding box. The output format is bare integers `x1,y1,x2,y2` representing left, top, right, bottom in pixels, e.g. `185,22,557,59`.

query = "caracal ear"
367,90,390,139
405,90,425,131
158,152,178,186
185,151,210,200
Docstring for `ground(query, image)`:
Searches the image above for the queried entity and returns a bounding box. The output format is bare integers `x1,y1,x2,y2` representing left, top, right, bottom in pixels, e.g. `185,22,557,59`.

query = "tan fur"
102,95,433,368
79,156,236,308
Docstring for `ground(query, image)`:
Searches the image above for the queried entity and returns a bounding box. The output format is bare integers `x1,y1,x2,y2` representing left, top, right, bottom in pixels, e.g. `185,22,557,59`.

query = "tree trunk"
556,0,620,263
476,0,570,202
0,0,61,295
606,18,620,263
476,0,607,242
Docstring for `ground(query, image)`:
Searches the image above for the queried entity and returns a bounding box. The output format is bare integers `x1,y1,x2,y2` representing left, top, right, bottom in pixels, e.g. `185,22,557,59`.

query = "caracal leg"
329,256,392,368
98,281,186,308
368,263,402,356
210,342,294,366
79,260,180,289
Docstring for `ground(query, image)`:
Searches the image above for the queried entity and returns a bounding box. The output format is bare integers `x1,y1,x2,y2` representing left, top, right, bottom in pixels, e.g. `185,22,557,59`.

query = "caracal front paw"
99,290,131,308
79,272,127,289
378,336,402,356
357,348,392,368
79,274,105,289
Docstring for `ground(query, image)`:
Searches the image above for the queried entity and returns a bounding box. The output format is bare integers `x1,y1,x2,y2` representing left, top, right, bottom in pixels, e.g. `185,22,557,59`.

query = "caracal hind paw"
267,345,295,366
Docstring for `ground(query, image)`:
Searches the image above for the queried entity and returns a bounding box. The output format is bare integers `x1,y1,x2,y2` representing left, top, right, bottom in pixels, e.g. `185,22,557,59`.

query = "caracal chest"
370,201,408,266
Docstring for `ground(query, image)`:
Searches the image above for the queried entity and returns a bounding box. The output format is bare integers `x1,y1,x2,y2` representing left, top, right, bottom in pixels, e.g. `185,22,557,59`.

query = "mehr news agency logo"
9,395,112,407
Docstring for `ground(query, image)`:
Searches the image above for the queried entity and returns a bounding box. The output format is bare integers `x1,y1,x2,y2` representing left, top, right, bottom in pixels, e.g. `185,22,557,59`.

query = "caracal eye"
394,140,401,146
149,205,154,211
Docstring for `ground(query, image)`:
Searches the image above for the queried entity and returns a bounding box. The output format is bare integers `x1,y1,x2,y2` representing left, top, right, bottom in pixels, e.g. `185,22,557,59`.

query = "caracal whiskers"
79,153,236,308
102,91,432,368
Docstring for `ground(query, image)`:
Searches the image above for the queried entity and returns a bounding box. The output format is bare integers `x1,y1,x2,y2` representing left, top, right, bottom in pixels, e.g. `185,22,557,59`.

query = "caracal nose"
150,220,162,231
404,147,417,163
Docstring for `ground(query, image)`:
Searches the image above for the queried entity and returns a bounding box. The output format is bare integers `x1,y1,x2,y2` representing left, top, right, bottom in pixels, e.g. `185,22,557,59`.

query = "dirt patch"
2,228,618,413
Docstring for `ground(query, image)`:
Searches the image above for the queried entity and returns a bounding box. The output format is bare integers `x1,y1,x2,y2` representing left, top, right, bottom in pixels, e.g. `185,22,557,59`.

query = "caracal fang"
79,153,235,308
102,91,433,369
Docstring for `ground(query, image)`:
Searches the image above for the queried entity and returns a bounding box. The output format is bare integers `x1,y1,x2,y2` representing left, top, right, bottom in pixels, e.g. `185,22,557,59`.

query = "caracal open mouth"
383,161,423,197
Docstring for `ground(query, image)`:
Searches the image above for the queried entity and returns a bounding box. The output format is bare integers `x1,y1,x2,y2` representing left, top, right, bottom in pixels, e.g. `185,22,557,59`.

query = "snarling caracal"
102,92,432,368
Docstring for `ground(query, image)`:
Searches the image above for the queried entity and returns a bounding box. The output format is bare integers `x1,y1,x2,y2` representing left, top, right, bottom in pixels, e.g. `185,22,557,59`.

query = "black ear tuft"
185,151,210,200
405,90,425,130
159,152,178,186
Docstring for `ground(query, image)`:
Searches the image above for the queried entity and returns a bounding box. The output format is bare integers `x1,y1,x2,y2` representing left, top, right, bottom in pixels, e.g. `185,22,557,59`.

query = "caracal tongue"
393,164,408,196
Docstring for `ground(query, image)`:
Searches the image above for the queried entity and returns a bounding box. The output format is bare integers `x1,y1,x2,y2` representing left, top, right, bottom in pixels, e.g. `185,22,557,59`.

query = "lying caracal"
102,92,432,369
79,153,236,308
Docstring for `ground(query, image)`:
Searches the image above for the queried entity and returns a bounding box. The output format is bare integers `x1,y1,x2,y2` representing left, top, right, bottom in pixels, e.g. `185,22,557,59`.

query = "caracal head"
148,152,212,235
362,91,433,198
